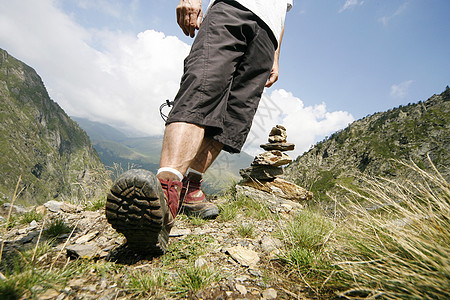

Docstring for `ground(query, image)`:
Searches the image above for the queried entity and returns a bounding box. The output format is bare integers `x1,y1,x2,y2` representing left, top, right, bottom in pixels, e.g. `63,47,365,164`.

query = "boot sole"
105,169,168,254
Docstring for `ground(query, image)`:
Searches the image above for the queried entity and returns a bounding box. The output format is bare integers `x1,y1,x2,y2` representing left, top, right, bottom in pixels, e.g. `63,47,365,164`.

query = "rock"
38,289,60,300
243,178,313,201
262,288,277,299
260,142,295,151
29,220,38,230
170,228,192,237
252,150,292,167
75,231,99,244
268,125,287,143
268,135,286,143
240,166,283,180
66,244,101,259
260,236,283,253
225,245,260,267
195,257,207,268
235,284,247,295
61,202,82,213
3,203,28,214
44,200,63,212
36,205,47,215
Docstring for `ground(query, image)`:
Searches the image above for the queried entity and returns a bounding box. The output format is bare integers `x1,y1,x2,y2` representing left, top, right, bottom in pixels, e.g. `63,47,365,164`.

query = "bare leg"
158,122,205,180
189,137,223,173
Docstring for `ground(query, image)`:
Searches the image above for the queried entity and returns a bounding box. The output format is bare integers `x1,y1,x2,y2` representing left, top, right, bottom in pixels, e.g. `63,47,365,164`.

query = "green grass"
276,209,336,290
84,196,106,211
218,194,274,222
43,217,73,238
126,268,168,297
236,222,255,238
162,234,215,265
174,265,220,296
19,210,43,224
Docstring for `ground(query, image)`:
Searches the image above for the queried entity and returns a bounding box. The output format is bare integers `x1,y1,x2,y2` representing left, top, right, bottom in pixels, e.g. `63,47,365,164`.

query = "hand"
265,58,279,88
177,0,203,38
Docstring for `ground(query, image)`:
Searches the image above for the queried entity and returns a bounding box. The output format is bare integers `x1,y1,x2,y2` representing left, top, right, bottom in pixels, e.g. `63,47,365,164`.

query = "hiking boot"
180,175,219,219
105,169,182,254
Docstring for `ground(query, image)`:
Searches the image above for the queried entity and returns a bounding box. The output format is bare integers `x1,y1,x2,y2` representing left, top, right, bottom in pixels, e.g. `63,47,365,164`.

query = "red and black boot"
105,169,182,254
180,173,219,219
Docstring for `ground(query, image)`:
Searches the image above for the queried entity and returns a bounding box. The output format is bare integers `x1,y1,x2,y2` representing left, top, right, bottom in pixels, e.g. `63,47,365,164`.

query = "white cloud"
390,80,414,98
379,2,409,26
339,0,364,13
243,90,354,158
0,0,189,136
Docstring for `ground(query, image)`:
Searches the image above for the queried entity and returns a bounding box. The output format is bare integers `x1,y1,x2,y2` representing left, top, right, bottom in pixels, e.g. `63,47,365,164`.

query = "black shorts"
166,0,276,153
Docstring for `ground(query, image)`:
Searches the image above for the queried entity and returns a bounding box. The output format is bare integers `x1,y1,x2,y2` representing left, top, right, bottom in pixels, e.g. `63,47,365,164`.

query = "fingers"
176,0,202,38
265,71,279,88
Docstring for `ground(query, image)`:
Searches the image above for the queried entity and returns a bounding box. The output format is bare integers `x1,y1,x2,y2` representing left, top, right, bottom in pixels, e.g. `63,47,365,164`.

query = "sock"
186,167,203,177
157,167,183,181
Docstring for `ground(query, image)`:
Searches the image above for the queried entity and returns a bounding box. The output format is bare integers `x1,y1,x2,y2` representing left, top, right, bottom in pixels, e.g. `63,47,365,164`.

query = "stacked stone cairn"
239,125,313,201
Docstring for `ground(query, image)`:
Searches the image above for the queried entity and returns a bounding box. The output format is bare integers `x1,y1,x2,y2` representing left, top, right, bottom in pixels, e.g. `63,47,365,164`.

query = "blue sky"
0,0,449,157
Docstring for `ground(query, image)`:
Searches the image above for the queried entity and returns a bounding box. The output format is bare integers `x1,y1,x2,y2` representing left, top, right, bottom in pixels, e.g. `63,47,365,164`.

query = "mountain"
284,87,450,203
0,49,108,206
72,117,254,194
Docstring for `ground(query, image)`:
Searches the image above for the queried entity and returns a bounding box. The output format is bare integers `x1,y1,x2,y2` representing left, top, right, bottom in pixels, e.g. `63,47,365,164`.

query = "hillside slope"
0,49,107,205
284,87,450,202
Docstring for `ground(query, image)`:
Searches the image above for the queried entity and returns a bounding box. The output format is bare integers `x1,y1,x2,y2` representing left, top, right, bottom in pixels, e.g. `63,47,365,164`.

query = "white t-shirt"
207,0,293,44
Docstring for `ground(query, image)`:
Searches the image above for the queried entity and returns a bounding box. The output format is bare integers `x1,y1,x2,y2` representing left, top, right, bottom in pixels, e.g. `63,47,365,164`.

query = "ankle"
186,170,203,183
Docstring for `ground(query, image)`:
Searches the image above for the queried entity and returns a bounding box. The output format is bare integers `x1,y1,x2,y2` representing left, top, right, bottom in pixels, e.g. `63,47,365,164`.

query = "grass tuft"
43,218,73,238
335,159,450,299
174,265,219,296
19,210,43,224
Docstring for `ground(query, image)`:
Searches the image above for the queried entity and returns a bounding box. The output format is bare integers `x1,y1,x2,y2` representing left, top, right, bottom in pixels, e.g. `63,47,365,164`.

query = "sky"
0,0,448,158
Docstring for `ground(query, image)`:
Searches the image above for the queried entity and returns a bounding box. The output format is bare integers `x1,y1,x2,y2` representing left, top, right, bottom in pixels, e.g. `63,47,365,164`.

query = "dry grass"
335,159,449,299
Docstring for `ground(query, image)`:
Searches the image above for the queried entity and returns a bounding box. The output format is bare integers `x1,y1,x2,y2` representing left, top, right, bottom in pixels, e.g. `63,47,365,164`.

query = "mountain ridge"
284,87,450,204
0,49,108,205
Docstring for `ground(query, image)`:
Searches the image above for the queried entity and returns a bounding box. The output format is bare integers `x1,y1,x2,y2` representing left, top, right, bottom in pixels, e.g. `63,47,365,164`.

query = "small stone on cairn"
239,125,312,201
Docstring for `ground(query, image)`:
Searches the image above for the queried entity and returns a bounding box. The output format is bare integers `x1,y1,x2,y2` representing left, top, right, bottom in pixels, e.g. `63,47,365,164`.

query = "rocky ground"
0,186,314,300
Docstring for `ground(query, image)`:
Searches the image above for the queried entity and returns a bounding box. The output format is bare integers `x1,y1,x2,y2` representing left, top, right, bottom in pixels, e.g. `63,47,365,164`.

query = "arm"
177,0,203,38
265,26,284,88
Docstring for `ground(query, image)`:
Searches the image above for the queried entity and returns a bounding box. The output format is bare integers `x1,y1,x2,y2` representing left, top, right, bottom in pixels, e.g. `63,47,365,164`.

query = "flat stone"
61,202,82,213
240,166,283,180
262,288,277,300
225,245,260,267
260,236,283,253
260,142,295,151
169,228,191,237
252,150,292,167
66,244,101,259
44,200,63,212
75,231,99,244
243,178,313,201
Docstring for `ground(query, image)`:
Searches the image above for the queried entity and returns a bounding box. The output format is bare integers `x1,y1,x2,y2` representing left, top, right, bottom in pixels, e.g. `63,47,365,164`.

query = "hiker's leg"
158,122,205,181
189,137,223,173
